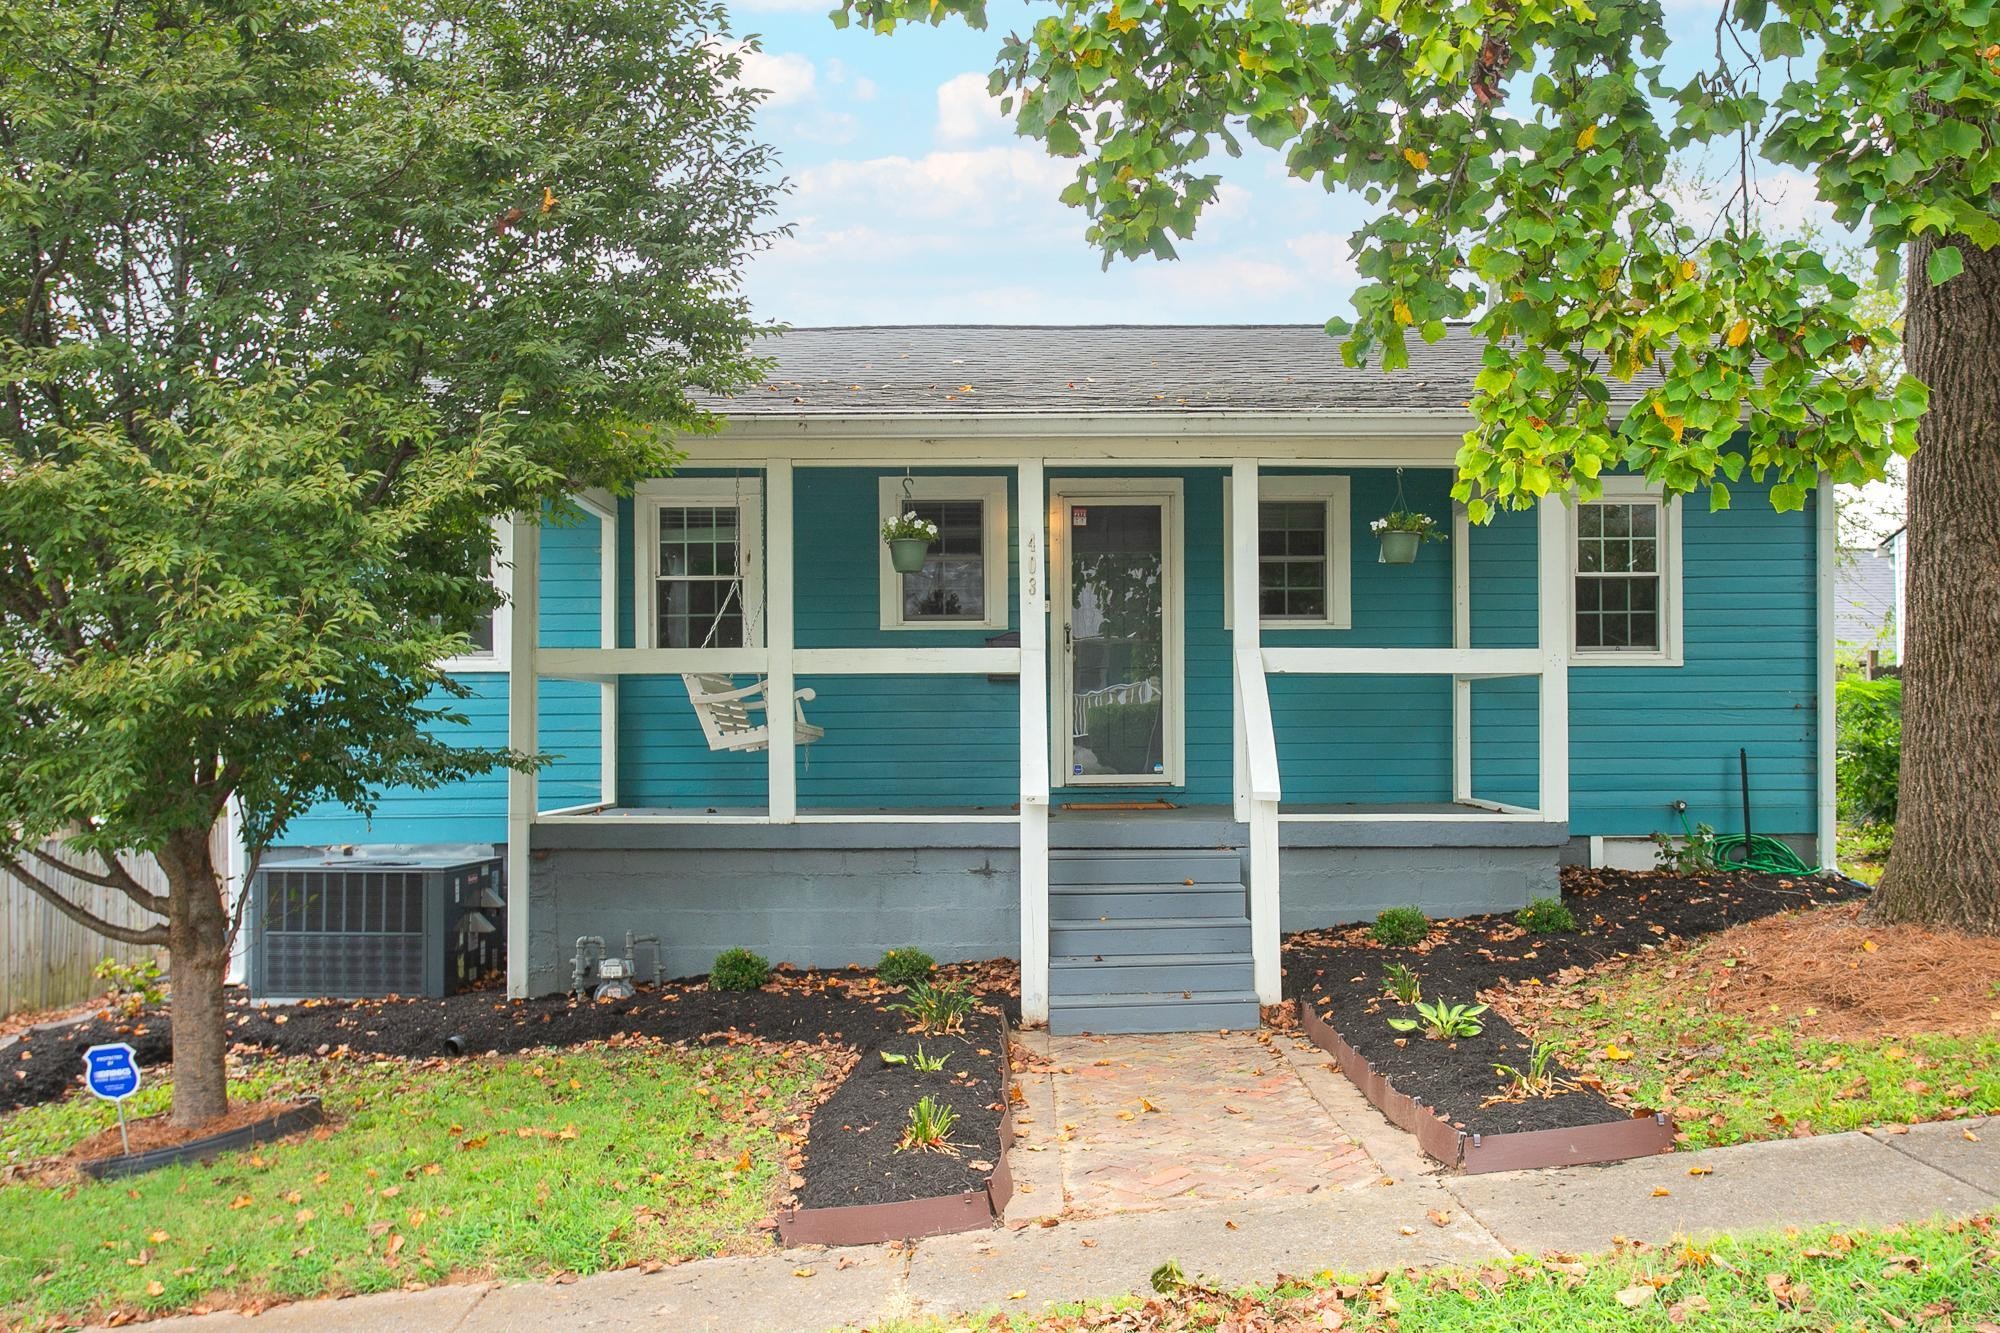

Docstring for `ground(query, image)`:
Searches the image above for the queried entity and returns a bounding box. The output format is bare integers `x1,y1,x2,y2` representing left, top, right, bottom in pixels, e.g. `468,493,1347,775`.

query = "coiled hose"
1680,807,1819,875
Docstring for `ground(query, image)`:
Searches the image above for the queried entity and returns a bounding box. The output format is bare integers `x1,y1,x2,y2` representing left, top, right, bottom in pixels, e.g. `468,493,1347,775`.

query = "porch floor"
546,801,1507,820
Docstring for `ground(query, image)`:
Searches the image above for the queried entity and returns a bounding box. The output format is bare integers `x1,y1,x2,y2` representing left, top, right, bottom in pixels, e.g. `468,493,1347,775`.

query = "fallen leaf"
1615,1284,1655,1308
1687,1166,1713,1177
1651,1187,1672,1198
1427,1209,1452,1227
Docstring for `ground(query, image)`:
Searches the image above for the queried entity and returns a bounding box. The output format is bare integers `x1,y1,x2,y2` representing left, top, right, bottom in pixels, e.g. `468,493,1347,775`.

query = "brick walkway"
1029,1030,1377,1215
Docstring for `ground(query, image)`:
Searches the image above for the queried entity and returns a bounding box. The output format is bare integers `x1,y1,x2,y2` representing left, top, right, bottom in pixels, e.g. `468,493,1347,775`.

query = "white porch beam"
794,647,1020,675
1017,459,1051,1025
1261,646,1542,677
1230,463,1259,824
1536,497,1572,824
766,461,796,822
505,514,540,998
1230,462,1282,1005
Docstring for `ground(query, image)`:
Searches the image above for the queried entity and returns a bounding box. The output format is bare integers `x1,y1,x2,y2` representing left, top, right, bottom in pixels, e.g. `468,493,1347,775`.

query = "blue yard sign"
84,1043,141,1155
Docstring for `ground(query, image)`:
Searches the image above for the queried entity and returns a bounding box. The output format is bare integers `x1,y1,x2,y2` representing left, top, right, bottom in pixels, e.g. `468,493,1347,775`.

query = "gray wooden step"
1049,916,1251,956
1049,952,1254,995
1049,990,1262,1036
1048,849,1242,887
1051,884,1246,921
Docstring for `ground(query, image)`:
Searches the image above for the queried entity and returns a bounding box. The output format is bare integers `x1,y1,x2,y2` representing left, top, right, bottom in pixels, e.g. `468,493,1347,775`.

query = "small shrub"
1382,963,1422,1005
1652,823,1720,873
1837,675,1902,825
897,1095,959,1152
94,956,164,1018
1513,897,1577,934
1371,906,1429,947
878,1044,951,1072
890,980,975,1033
877,947,936,987
1388,999,1488,1040
709,948,770,992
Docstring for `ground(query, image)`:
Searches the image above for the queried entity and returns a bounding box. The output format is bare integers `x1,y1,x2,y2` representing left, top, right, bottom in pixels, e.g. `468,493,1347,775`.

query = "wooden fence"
0,839,182,1020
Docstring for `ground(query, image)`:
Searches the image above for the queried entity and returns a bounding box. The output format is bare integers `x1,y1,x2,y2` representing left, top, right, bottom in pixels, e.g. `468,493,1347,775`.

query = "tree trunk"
160,827,232,1128
1873,234,2000,934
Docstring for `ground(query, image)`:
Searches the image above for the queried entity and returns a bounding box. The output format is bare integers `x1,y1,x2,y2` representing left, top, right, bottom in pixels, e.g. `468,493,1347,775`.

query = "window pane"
1257,499,1330,622
901,499,988,621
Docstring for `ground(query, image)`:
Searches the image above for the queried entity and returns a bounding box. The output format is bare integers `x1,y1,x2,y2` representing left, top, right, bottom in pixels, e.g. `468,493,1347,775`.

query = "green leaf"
1758,20,1803,58
1927,245,1965,287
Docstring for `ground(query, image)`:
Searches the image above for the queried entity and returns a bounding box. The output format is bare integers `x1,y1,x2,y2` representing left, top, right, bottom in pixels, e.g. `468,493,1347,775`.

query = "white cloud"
728,0,839,10
935,72,1011,147
853,76,879,103
792,145,1072,224
733,50,817,109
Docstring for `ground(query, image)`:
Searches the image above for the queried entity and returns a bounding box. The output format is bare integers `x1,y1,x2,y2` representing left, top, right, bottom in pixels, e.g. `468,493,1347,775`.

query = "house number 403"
1025,534,1039,599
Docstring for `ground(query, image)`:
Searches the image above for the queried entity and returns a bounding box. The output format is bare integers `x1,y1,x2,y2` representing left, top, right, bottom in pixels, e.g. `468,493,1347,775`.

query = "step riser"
1050,960,1253,994
1051,889,1244,920
1048,855,1242,887
1051,922,1251,955
1050,1000,1262,1036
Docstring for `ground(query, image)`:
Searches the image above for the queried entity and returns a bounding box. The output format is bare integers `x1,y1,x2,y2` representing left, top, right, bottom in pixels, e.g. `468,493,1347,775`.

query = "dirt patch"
66,1098,314,1165
2,961,1019,1214
1506,902,2000,1042
1283,867,1869,1137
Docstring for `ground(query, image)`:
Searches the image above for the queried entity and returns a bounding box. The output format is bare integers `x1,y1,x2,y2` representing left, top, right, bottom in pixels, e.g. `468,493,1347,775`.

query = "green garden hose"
1678,807,1820,876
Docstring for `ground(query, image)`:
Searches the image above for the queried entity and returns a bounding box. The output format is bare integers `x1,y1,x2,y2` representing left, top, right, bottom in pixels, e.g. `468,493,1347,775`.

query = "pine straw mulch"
1498,901,2000,1043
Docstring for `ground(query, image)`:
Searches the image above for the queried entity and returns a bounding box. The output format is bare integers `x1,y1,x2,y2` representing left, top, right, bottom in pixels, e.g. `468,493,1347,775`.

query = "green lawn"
1522,937,2000,1150
0,1040,820,1326
1836,820,1894,886
881,1214,2000,1330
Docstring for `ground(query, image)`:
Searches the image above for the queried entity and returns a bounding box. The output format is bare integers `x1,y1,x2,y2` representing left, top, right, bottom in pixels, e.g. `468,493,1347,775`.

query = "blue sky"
731,2,1839,328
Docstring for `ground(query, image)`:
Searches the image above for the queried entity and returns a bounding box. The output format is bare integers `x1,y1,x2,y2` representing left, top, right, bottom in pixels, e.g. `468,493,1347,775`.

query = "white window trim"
876,475,1010,632
636,477,764,651
439,519,514,673
1569,476,1683,667
1221,475,1353,631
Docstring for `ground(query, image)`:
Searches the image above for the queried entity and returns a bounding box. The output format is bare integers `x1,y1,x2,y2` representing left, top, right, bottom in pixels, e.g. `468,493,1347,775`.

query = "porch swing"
677,478,825,755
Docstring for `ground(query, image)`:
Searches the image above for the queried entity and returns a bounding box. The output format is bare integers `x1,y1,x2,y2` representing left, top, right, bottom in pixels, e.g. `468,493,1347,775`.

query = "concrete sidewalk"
127,1033,1999,1333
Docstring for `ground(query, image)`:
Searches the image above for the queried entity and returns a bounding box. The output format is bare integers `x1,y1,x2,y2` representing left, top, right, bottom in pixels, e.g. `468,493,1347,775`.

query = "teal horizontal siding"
539,504,605,650
281,677,602,845
1269,674,1452,804
1470,676,1540,807
1567,480,1819,838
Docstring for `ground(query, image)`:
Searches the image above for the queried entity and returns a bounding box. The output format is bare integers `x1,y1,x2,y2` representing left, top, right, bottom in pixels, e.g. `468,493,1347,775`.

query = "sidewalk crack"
1876,1131,2000,1202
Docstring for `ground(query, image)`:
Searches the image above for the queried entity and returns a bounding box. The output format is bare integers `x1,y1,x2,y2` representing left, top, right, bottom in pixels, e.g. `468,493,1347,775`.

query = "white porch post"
1231,461,1280,1004
1017,460,1051,1023
766,460,797,822
1815,475,1837,869
1536,497,1571,824
1452,504,1473,802
506,514,540,998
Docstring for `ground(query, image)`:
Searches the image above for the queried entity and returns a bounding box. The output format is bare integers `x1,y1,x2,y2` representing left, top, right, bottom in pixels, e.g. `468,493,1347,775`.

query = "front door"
1051,482,1182,786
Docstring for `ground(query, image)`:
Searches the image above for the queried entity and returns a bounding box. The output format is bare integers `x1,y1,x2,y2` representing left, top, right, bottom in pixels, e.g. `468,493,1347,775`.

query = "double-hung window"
438,520,513,672
640,479,762,649
1572,478,1681,664
1222,475,1352,630
878,476,1009,631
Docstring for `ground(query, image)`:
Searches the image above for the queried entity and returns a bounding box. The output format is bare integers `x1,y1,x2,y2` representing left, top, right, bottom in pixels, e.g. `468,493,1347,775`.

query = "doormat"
1058,800,1178,811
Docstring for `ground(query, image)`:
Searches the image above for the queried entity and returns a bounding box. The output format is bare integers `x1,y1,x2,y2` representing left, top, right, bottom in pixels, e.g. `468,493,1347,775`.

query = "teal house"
277,326,1836,1034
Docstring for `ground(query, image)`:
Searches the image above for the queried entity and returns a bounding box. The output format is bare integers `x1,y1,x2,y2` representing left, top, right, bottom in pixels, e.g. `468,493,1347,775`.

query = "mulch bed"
2,962,1018,1214
1283,867,1870,1139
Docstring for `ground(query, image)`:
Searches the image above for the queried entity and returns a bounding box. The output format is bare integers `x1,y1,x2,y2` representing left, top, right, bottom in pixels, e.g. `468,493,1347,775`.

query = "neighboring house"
1834,543,1898,663
272,326,1835,1034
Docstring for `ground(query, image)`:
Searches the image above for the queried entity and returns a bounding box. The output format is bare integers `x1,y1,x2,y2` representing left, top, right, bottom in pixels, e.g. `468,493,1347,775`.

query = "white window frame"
1221,475,1353,631
1570,476,1683,667
439,519,514,673
637,477,764,650
876,475,1010,632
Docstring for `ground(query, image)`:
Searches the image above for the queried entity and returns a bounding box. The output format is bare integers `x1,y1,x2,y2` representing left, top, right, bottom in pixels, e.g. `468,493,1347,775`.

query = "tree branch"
0,856,169,947
25,843,169,916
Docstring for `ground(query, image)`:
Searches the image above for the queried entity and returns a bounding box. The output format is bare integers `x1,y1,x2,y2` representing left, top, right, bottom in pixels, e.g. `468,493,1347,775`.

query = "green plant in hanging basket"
882,510,939,574
1371,510,1446,564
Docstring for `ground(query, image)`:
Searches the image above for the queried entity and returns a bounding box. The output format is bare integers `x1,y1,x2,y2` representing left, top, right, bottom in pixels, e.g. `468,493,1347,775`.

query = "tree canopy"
0,0,782,1119
837,0,1995,518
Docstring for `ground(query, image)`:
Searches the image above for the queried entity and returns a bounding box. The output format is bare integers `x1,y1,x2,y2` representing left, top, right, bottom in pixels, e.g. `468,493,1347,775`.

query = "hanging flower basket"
1371,510,1446,565
882,511,939,574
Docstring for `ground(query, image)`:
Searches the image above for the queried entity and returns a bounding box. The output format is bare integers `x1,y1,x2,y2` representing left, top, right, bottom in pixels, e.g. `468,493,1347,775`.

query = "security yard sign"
83,1042,141,1153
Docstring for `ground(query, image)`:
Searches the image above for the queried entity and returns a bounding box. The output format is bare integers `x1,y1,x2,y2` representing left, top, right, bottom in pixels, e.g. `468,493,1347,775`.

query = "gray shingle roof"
708,324,1623,418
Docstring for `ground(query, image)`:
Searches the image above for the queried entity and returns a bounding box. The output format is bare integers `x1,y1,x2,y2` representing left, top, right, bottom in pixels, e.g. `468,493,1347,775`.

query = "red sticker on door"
1073,507,1087,527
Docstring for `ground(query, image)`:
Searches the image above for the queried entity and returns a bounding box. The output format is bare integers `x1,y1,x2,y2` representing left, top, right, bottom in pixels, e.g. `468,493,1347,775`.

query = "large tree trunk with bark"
158,827,232,1127
1874,234,2000,934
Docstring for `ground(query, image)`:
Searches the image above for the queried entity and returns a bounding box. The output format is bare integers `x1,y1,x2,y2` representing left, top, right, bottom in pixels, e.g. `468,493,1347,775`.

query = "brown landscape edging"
80,1098,326,1181
1297,1004,1674,1174
775,1022,1014,1247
